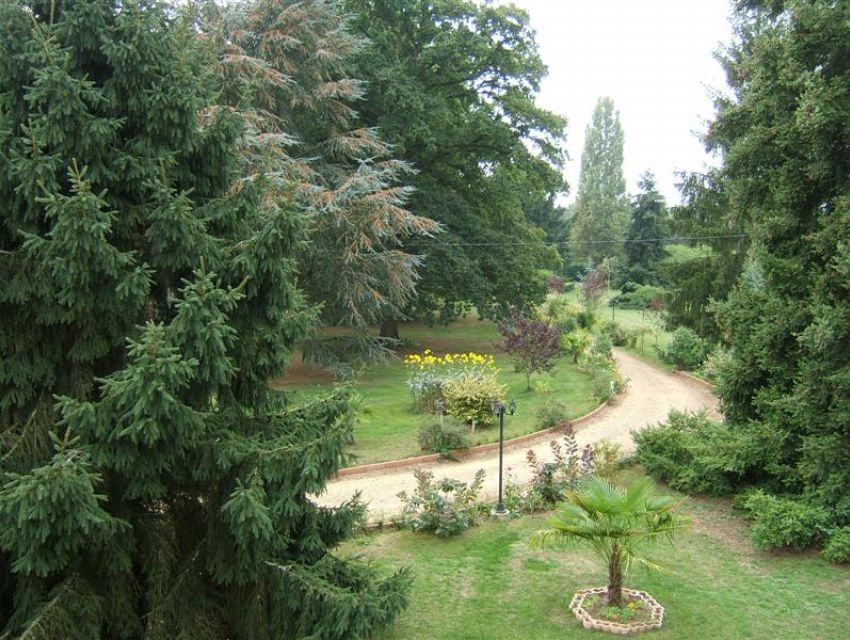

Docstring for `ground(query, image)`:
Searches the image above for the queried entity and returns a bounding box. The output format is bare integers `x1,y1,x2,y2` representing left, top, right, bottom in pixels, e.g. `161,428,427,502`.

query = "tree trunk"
379,318,400,341
607,544,624,608
525,371,531,391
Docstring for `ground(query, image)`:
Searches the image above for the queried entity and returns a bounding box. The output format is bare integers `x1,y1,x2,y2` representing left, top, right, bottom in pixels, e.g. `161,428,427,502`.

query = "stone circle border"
569,587,664,635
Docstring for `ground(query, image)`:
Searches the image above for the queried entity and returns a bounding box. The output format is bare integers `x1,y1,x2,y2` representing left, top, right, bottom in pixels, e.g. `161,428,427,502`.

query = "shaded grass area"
343,470,850,640
270,318,598,466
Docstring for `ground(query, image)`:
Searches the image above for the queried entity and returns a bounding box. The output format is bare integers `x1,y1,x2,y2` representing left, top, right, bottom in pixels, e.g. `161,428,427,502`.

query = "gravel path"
313,349,719,522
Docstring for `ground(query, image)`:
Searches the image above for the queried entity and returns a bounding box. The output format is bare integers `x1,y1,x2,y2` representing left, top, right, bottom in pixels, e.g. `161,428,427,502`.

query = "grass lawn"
561,287,674,369
343,469,850,640
271,317,599,466
610,305,674,370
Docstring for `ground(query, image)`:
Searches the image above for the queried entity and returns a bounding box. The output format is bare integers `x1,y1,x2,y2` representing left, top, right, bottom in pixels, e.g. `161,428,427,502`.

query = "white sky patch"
500,0,734,205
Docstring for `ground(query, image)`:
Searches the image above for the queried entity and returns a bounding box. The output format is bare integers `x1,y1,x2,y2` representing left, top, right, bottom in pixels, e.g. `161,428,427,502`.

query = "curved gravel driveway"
314,349,719,522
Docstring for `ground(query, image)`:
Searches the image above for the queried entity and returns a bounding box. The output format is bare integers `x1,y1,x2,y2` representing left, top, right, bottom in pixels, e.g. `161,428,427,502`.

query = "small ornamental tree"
533,477,688,608
499,309,563,390
582,266,608,311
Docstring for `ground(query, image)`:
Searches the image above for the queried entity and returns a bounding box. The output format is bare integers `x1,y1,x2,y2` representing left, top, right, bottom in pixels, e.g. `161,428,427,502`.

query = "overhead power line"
402,234,750,248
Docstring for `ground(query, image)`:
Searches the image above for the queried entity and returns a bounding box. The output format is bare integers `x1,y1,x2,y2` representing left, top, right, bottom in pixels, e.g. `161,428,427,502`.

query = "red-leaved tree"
499,309,564,390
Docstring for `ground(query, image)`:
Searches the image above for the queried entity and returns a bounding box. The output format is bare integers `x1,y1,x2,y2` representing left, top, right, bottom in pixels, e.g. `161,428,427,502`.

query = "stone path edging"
315,349,720,520
334,398,610,480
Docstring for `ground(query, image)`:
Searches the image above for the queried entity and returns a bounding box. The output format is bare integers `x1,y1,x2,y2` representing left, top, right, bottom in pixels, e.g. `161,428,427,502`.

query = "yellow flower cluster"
403,349,496,371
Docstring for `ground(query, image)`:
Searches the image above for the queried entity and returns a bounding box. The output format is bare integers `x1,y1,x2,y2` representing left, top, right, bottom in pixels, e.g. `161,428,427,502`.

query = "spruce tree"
622,172,669,286
570,97,629,265
0,1,409,637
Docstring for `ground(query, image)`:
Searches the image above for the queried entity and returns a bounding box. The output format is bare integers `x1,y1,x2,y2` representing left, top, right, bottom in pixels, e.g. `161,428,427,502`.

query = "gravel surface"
313,349,719,523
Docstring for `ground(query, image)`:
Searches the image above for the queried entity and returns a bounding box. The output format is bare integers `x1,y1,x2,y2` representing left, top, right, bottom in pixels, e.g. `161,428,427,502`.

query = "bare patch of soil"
686,496,754,553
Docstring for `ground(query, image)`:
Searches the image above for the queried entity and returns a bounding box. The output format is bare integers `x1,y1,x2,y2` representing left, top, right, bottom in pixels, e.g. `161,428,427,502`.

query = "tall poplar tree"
0,1,409,637
570,97,628,265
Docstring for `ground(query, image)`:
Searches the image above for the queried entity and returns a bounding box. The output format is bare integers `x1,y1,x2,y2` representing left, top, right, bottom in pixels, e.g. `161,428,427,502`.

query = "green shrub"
614,284,667,310
533,379,553,395
592,438,623,480
591,331,613,358
503,477,548,515
538,294,582,334
701,345,732,382
590,367,617,402
525,430,593,505
634,410,767,496
581,353,627,402
535,399,571,430
577,307,597,330
442,372,505,427
660,326,709,369
599,320,629,346
405,369,443,412
418,419,470,459
822,527,850,563
737,490,829,551
396,469,485,537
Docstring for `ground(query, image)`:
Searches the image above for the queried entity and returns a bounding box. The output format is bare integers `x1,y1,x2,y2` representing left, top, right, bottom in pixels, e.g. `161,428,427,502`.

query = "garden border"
334,398,610,479
672,369,715,390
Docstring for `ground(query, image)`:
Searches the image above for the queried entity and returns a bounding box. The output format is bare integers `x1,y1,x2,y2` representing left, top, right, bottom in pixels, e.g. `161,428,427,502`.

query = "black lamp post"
490,398,517,515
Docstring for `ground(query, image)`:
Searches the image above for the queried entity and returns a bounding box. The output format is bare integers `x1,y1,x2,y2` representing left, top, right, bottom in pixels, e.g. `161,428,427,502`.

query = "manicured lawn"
610,305,674,370
271,317,598,466
343,470,850,640
561,287,673,368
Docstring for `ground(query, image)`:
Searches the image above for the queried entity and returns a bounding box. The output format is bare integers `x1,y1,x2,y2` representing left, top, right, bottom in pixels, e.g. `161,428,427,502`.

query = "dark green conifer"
0,1,409,637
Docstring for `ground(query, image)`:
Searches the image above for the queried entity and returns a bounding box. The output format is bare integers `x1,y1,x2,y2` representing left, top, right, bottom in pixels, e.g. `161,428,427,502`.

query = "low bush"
503,476,549,515
822,526,850,563
538,294,583,334
418,419,470,460
576,306,597,330
613,284,667,310
525,430,594,505
396,469,485,537
442,372,505,428
634,410,767,496
533,379,552,395
660,326,709,370
535,399,571,430
591,438,623,480
737,490,829,551
404,349,497,412
598,320,629,346
581,353,627,403
591,331,613,358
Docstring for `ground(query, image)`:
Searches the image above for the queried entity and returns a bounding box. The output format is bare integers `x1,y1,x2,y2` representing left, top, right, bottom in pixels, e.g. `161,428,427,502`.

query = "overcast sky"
500,0,734,205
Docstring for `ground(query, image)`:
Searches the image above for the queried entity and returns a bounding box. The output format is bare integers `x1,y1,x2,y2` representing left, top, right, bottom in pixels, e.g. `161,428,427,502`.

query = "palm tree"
533,476,688,607
562,329,593,364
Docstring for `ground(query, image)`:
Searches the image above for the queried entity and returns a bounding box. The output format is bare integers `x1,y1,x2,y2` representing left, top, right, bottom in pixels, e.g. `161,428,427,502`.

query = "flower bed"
569,587,664,635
